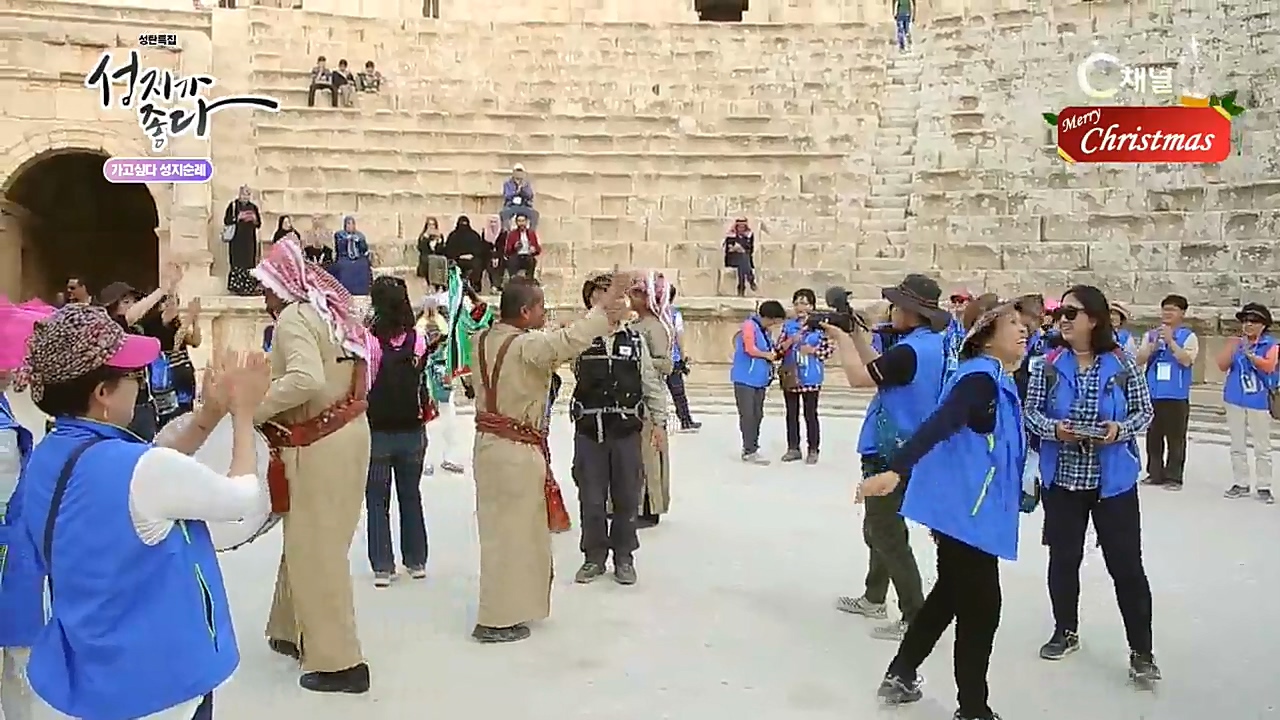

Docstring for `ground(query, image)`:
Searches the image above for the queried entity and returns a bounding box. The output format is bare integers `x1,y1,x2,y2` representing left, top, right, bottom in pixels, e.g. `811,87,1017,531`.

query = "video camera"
804,286,870,334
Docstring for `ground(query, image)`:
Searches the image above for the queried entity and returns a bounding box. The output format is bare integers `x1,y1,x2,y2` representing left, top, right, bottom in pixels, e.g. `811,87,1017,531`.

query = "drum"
154,412,280,552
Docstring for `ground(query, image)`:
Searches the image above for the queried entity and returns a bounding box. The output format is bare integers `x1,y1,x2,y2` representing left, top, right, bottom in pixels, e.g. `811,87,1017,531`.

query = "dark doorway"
696,0,746,21
3,151,159,303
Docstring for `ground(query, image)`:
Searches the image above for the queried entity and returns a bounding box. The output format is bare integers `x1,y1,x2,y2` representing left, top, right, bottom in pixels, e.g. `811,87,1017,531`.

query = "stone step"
864,207,907,221
253,144,869,175
872,154,915,169
253,124,869,155
261,108,876,137
865,196,909,210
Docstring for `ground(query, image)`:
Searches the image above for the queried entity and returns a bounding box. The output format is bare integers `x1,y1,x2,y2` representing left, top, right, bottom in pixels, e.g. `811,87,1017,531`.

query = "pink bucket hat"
13,303,160,400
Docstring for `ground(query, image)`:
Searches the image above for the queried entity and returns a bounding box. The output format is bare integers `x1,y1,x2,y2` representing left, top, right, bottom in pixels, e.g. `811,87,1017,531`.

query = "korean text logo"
1076,53,1177,100
86,49,281,152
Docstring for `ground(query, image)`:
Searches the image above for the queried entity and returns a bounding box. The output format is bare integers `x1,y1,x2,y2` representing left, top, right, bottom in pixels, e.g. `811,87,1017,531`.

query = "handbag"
778,363,799,391
221,224,236,242
1269,387,1280,421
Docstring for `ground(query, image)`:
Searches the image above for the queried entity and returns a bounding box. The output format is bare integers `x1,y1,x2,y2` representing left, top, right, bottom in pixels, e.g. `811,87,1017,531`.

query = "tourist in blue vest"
0,367,38,720
1218,302,1278,503
776,289,835,464
1110,301,1137,357
1023,285,1159,685
730,300,786,464
665,285,700,432
827,274,948,642
857,298,1028,720
15,303,271,720
942,288,971,381
1135,294,1199,490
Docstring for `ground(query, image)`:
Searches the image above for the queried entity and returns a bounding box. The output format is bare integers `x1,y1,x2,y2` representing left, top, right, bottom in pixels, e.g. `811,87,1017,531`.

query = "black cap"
97,281,141,309
1236,302,1273,327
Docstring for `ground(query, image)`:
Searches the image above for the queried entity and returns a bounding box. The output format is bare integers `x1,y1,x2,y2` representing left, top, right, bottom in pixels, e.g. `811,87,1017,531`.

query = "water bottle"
0,428,21,519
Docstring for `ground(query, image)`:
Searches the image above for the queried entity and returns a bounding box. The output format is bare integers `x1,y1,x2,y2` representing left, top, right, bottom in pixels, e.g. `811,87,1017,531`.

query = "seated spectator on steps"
444,216,489,291
304,216,335,268
500,164,539,230
482,215,507,292
307,55,336,108
333,59,356,107
504,214,541,280
723,217,757,296
357,61,383,92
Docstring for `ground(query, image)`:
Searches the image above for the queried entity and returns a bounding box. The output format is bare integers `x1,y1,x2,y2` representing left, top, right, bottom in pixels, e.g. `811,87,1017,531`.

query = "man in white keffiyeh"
250,237,373,694
628,272,674,527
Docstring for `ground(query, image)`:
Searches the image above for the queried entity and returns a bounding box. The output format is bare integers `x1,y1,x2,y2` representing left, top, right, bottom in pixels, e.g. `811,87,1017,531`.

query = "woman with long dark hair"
363,275,431,587
776,288,835,463
1023,285,1158,685
858,297,1029,720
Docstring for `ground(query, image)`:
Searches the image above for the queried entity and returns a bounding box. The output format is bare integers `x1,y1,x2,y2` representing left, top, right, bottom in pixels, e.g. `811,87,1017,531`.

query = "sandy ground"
8,393,1279,719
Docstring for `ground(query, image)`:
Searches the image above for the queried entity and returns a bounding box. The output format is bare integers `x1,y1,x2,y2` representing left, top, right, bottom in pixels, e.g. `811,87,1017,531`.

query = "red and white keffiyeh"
632,271,675,351
252,237,372,363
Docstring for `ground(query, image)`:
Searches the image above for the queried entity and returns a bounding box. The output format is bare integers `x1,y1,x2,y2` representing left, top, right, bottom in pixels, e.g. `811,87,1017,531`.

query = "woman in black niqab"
444,215,489,290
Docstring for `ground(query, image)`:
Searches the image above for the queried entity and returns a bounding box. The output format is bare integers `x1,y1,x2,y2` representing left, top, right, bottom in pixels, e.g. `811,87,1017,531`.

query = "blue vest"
780,318,825,387
670,308,684,363
1115,328,1134,356
0,394,39,648
857,327,946,457
1037,350,1142,498
21,419,239,720
901,357,1027,561
1223,334,1279,411
730,316,775,389
942,317,963,381
1143,326,1194,400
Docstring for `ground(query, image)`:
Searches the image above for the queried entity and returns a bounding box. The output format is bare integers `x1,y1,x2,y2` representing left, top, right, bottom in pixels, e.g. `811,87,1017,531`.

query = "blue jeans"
499,204,539,229
896,13,911,49
192,693,213,719
365,429,429,573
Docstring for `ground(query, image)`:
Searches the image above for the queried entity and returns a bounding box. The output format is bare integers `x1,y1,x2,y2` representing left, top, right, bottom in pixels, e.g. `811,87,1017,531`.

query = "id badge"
1242,371,1260,395
1155,362,1172,382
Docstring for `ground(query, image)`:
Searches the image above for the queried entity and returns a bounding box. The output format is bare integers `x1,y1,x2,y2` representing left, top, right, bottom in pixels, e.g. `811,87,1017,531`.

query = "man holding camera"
824,274,951,641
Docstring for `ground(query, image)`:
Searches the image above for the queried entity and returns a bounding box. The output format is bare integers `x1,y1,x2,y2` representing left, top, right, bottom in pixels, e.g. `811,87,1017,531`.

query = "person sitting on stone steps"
307,55,336,108
570,273,668,587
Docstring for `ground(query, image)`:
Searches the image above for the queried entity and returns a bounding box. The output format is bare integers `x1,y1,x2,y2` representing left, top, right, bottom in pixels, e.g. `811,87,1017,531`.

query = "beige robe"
631,314,673,514
472,310,612,628
256,302,371,672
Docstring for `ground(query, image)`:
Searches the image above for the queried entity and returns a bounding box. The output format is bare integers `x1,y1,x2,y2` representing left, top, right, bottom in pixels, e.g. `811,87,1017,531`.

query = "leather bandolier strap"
473,328,572,533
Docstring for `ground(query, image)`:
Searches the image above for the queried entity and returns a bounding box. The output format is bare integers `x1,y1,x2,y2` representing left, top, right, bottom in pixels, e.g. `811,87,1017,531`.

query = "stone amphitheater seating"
243,14,921,304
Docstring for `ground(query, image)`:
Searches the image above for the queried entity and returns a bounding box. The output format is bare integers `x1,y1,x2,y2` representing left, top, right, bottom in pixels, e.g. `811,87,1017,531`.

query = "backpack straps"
43,438,109,598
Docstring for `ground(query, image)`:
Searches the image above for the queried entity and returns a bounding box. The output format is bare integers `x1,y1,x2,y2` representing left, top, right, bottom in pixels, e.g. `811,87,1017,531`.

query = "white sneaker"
835,595,888,619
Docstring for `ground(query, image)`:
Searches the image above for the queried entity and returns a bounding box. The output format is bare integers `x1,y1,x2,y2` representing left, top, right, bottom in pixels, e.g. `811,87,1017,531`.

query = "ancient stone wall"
909,0,1280,321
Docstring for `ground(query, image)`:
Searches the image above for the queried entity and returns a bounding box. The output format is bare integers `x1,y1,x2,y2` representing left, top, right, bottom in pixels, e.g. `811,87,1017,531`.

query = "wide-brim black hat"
97,281,141,309
881,274,951,332
1236,302,1273,326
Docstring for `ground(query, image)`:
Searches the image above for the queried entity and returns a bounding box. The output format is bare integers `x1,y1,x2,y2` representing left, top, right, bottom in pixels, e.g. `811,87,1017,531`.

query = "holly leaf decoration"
1210,94,1221,107
1223,90,1238,105
1042,112,1059,126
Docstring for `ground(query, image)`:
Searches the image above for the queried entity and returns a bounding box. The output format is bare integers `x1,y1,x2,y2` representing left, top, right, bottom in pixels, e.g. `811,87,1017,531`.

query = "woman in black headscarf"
443,216,489,290
273,215,302,245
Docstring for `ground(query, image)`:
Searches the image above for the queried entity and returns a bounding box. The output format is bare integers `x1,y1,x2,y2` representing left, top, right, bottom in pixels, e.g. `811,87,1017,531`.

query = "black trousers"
487,258,507,291
666,368,695,427
1042,485,1153,655
508,254,537,278
889,533,1001,718
573,431,644,564
308,83,337,107
192,692,213,719
783,390,820,451
1145,398,1190,484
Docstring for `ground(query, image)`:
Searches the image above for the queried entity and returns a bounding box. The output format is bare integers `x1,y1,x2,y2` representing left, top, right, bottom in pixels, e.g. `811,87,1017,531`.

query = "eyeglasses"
1060,306,1082,320
1242,315,1265,324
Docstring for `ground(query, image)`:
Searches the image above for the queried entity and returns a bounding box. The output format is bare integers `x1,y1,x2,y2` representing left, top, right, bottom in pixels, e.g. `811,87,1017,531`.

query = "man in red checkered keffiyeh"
252,237,372,364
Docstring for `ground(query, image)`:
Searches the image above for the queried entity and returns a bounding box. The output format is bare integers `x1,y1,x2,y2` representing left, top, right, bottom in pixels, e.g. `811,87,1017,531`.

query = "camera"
804,286,868,334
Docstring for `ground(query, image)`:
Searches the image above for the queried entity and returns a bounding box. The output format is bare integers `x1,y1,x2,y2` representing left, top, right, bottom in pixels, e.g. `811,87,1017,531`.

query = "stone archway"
0,131,169,304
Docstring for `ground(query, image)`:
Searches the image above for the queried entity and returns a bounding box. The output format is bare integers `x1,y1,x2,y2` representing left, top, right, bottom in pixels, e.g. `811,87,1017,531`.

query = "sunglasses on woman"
1059,306,1083,320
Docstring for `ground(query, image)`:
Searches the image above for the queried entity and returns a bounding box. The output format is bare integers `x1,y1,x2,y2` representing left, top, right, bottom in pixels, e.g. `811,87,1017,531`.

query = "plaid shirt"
1024,351,1154,491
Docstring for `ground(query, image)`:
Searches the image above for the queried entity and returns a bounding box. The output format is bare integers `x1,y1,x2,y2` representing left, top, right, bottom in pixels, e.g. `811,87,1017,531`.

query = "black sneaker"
1129,652,1161,684
471,624,531,644
574,561,607,583
954,711,1002,720
1039,629,1080,660
876,673,923,705
680,421,702,432
613,561,637,585
1141,475,1164,486
1163,482,1184,492
781,449,803,462
1259,489,1275,505
1224,484,1251,499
